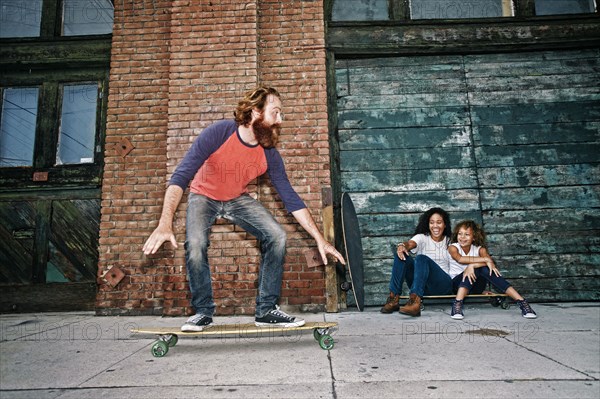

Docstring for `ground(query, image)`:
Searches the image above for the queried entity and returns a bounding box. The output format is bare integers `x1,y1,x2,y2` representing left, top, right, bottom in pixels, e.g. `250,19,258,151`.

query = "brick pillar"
165,1,260,316
257,1,330,309
97,0,172,315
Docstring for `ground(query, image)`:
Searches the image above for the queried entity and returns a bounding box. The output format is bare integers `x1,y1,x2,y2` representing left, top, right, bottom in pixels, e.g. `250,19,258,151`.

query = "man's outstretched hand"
143,226,178,255
318,240,346,266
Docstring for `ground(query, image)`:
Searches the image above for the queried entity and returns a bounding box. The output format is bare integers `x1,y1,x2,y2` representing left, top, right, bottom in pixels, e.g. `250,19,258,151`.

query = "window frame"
325,0,600,57
0,86,41,168
0,70,108,187
55,82,102,166
0,0,112,189
61,0,115,37
327,0,598,21
0,0,114,40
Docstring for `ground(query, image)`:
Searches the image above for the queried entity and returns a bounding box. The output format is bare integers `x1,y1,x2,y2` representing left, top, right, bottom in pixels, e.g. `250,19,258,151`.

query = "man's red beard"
252,115,281,148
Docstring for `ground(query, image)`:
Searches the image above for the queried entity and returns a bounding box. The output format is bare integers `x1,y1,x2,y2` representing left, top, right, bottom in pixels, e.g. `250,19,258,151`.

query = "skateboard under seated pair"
132,321,338,357
399,293,512,310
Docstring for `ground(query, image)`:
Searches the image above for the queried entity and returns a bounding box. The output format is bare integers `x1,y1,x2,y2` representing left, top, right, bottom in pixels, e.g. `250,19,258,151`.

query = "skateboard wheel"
340,281,352,292
314,328,331,342
166,334,178,347
490,297,502,307
501,300,511,310
313,329,322,342
151,340,169,357
319,334,334,350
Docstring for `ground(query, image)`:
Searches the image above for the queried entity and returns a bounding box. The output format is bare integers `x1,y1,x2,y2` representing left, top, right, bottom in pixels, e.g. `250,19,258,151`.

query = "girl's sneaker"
450,299,464,320
517,299,537,319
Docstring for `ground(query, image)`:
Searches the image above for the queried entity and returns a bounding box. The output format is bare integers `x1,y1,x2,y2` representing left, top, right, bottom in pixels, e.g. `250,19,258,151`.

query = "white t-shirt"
447,242,482,278
409,234,451,275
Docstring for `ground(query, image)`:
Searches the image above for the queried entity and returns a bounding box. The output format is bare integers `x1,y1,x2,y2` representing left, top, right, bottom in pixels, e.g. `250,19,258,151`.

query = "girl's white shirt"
447,242,482,278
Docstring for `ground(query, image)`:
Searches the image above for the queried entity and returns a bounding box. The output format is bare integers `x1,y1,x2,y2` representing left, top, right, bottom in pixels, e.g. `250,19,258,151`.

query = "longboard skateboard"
400,292,511,310
132,321,338,357
340,192,365,311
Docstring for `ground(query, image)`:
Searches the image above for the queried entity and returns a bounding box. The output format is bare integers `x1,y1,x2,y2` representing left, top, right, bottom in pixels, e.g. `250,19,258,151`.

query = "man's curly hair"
234,86,281,126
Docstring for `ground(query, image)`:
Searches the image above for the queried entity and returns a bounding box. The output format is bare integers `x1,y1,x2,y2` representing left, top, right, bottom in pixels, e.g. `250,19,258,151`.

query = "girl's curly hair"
451,220,487,248
414,207,452,245
234,86,281,126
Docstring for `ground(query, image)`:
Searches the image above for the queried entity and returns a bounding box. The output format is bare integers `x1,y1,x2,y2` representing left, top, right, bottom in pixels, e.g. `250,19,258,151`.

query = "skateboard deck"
399,293,508,299
341,192,365,311
132,321,338,357
400,293,511,309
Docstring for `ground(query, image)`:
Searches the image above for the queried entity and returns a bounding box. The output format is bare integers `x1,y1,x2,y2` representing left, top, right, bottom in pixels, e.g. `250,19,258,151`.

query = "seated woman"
381,207,454,316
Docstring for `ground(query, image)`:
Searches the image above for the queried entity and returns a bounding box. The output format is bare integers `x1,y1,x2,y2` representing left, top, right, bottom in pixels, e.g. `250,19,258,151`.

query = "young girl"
448,220,537,320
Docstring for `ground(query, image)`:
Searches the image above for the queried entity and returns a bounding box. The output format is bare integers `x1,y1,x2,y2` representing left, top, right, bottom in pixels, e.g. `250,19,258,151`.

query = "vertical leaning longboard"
341,192,365,311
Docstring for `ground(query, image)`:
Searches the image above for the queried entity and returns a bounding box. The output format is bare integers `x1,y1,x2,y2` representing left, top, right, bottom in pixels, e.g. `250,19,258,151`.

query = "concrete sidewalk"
1,302,598,398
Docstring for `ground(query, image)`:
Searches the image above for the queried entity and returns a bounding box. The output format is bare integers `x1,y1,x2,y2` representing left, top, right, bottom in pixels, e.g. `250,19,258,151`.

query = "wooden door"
335,49,600,305
0,194,100,312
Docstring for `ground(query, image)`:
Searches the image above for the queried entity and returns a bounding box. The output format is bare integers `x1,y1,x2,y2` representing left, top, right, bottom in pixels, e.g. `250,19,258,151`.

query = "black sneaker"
451,299,464,320
517,299,537,319
255,306,305,327
181,314,213,332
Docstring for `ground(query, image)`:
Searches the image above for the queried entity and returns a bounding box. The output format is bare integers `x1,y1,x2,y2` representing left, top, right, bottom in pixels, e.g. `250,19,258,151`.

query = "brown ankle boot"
380,292,400,313
399,293,422,317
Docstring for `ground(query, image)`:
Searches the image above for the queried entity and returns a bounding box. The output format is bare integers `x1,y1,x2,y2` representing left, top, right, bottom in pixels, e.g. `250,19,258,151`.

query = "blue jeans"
185,193,287,318
452,274,487,294
453,266,512,294
389,251,415,295
389,252,452,297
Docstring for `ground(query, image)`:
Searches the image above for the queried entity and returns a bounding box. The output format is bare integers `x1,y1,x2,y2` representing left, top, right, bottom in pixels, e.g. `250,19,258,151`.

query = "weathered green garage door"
336,49,600,306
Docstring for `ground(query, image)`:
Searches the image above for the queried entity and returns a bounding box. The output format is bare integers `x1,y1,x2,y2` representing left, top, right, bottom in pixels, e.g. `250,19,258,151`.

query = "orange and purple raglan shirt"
168,120,306,213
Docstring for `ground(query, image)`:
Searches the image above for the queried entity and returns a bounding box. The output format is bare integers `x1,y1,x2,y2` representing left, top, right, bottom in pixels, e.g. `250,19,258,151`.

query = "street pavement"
1,301,598,398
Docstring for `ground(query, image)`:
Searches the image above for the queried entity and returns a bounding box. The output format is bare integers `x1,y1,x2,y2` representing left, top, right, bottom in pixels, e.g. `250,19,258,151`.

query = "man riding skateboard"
143,86,345,332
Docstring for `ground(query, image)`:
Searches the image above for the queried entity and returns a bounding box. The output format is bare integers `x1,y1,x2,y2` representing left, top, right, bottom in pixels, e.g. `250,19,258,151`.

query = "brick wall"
97,0,331,316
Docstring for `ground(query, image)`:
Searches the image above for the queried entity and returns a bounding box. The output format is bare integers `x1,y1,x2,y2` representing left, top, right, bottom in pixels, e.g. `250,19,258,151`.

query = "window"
62,0,114,36
0,0,113,38
0,78,105,182
0,88,39,167
330,0,598,21
535,0,596,15
1,0,111,185
332,0,389,21
411,0,513,19
56,83,98,165
0,0,43,38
